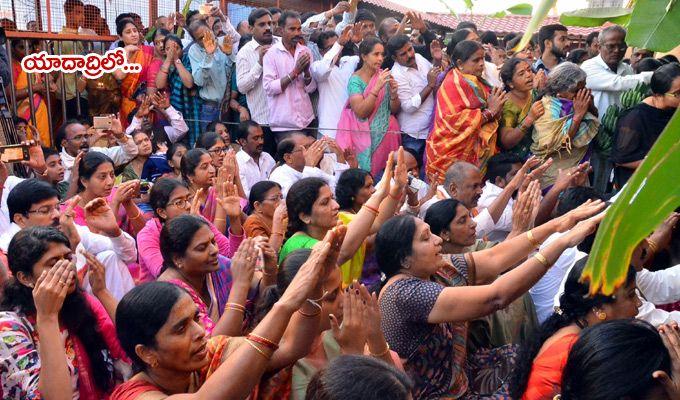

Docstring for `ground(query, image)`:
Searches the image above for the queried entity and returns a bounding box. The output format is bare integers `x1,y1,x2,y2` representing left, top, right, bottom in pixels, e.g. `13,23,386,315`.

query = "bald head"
444,162,483,208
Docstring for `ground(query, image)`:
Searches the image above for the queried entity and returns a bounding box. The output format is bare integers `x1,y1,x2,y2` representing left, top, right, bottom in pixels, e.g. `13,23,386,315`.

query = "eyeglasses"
167,198,191,209
67,134,92,142
263,194,283,202
666,92,680,98
208,147,228,155
602,43,627,52
26,204,60,216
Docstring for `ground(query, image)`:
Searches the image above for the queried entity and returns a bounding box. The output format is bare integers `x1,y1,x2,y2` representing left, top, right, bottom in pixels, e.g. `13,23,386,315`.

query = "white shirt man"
419,186,498,239
60,141,138,183
311,40,360,138
125,105,189,143
391,53,435,142
236,149,276,197
581,54,652,121
236,37,281,126
477,181,514,242
270,164,338,198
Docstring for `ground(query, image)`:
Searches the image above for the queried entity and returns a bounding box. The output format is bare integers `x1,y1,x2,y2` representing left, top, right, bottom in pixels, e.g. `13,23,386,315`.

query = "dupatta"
119,45,156,128
336,72,401,176
425,68,499,178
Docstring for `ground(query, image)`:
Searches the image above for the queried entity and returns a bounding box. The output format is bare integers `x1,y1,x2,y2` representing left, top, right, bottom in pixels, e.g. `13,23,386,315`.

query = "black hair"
251,248,312,328
403,147,422,170
509,258,637,398
248,180,281,212
556,187,605,217
505,36,522,52
115,13,133,25
186,10,200,25
12,115,28,126
7,178,59,223
537,24,568,53
650,62,680,95
180,148,209,183
502,32,519,48
659,54,679,65
335,168,372,211
446,29,476,59
333,14,343,24
205,120,228,134
635,57,663,74
63,0,83,14
280,10,301,28
116,281,186,372
55,118,83,149
78,151,114,192
424,199,464,237
166,142,188,165
116,18,136,37
479,30,498,46
249,8,272,26
159,214,210,271
153,27,170,40
236,120,261,142
456,21,477,32
239,33,253,50
315,30,338,51
499,57,530,91
355,9,376,24
386,34,411,60
268,7,282,16
585,31,599,47
484,153,522,184
566,48,588,65
196,131,224,150
306,355,413,400
149,178,187,220
375,214,418,279
301,12,316,25
451,40,484,68
356,36,383,70
275,138,297,165
286,177,328,237
560,319,670,400
1,227,114,392
42,146,59,160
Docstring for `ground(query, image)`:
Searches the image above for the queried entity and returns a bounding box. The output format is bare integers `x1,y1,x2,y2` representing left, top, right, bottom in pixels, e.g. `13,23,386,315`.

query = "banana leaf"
491,3,533,18
626,0,680,52
582,109,680,295
559,7,632,27
511,0,556,52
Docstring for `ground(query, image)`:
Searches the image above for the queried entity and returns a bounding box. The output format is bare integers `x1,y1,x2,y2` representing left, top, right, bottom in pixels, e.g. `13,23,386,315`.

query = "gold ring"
59,280,67,285
246,257,253,262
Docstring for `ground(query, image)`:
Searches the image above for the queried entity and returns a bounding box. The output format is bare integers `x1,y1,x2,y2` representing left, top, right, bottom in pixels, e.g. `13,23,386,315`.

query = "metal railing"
4,31,118,145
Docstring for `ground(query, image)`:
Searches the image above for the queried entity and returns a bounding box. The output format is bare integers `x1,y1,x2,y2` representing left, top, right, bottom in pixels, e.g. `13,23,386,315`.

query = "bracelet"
271,231,285,237
526,230,540,249
298,308,321,318
369,342,390,358
214,217,226,223
160,68,170,74
646,237,659,254
533,252,551,269
262,268,277,277
247,333,279,350
362,204,379,216
224,302,246,313
244,338,272,360
128,209,142,220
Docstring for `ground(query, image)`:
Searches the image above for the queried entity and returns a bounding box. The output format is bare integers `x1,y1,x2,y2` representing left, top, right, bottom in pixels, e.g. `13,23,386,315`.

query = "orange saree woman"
521,333,578,400
119,45,161,128
425,66,498,177
12,61,52,146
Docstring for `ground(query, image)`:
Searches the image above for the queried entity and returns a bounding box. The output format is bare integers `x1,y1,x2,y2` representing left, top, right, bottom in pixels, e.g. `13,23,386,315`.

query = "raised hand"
375,69,391,90
654,323,680,399
374,151,395,199
216,175,242,218
219,34,234,55
410,12,427,32
22,140,46,174
203,30,217,55
80,250,107,296
343,147,358,169
533,69,547,90
528,100,545,123
427,65,442,87
136,95,152,118
509,155,540,192
330,282,367,354
190,188,204,215
33,260,75,319
487,87,509,118
338,25,353,47
124,45,139,61
258,45,271,64
573,88,591,118
393,146,409,189
272,202,288,234
322,223,347,277
294,52,311,76
555,199,607,233
84,197,122,237
512,179,541,233
112,180,140,208
523,157,553,188
304,140,325,167
350,22,362,44
59,195,81,251
230,239,258,288
562,210,606,247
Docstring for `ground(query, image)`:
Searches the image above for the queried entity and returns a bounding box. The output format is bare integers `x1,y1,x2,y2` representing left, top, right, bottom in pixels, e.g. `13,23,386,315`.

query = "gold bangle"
248,333,279,349
224,302,246,313
271,231,284,237
646,237,659,254
527,229,540,249
214,217,227,223
298,308,321,318
533,252,551,268
362,204,379,216
369,342,390,358
244,338,271,360
128,209,142,220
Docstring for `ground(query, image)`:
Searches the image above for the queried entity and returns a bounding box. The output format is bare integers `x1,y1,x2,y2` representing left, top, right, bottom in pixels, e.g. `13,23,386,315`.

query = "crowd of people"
0,0,679,399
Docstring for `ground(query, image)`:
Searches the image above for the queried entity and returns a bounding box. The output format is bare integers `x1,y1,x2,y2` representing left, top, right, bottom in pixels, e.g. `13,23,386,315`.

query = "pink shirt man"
262,41,317,132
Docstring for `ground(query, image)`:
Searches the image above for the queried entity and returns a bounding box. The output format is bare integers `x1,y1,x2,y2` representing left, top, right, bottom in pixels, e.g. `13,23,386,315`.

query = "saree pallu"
425,69,498,178
337,73,401,176
119,45,159,128
530,97,599,189
12,62,51,146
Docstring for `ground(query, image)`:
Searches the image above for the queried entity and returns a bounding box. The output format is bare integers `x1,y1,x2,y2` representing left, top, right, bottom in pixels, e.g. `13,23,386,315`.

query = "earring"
595,310,607,320
351,196,355,201
150,359,159,368
402,261,411,270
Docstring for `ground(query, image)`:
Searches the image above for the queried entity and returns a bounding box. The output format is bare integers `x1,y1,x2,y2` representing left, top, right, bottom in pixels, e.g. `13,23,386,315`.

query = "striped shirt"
236,37,280,125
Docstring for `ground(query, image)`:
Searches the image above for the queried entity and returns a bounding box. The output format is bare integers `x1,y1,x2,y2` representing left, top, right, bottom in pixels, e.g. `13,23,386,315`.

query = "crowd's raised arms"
0,1,679,399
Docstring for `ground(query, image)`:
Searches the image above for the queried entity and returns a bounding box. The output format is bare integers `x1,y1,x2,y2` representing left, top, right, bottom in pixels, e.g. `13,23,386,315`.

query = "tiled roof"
362,0,601,36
